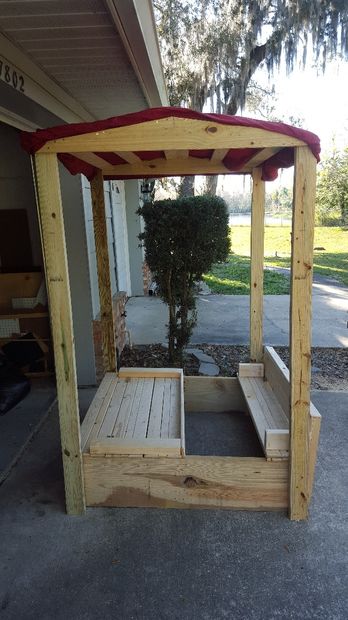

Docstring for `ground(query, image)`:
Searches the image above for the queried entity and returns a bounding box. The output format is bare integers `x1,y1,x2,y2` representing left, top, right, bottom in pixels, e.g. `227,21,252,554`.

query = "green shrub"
138,195,230,363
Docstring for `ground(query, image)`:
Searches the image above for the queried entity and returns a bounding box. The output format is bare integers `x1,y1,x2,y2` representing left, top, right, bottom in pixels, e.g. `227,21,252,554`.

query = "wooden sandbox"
81,348,320,510
24,107,322,519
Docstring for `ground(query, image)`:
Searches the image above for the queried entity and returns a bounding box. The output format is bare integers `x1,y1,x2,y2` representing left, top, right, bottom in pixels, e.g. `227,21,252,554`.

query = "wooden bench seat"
81,367,185,458
238,371,289,460
238,348,321,462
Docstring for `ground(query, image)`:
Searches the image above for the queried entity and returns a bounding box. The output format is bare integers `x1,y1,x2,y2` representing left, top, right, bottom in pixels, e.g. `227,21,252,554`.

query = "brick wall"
92,291,127,383
142,261,152,295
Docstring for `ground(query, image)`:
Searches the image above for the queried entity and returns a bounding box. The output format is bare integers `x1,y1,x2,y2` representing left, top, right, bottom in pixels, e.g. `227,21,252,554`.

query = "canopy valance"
21,106,320,182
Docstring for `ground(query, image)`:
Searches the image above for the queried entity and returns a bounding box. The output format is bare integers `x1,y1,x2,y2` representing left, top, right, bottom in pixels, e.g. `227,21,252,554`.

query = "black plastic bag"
0,354,30,415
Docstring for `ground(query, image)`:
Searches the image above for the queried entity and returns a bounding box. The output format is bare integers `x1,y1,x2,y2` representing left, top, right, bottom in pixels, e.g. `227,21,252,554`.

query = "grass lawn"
204,226,348,294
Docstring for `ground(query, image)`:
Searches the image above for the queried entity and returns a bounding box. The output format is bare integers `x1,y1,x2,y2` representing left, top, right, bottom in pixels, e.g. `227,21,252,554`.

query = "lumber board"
38,117,306,154
165,149,189,160
80,372,115,449
112,378,139,438
210,148,229,161
265,429,289,451
34,153,85,515
238,377,289,459
114,151,141,164
238,363,264,378
132,378,154,438
146,378,165,438
124,379,145,438
98,378,127,438
90,170,116,372
160,378,172,438
89,438,181,457
81,377,117,452
250,167,265,362
263,346,290,417
289,146,317,520
83,454,288,510
184,376,246,412
244,147,283,170
119,367,182,379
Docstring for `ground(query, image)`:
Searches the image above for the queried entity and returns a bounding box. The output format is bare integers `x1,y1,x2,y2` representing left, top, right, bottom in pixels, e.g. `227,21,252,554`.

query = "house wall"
0,122,42,267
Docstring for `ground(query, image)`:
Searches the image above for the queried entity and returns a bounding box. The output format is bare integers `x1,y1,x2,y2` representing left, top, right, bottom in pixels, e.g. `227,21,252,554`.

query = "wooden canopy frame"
28,110,319,520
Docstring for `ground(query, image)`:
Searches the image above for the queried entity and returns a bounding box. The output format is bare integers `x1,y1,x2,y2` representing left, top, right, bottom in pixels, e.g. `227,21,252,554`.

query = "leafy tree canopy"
155,0,348,115
316,148,348,225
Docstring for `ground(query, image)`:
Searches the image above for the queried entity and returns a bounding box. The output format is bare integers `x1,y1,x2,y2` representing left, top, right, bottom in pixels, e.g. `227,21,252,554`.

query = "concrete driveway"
126,279,348,347
0,388,347,619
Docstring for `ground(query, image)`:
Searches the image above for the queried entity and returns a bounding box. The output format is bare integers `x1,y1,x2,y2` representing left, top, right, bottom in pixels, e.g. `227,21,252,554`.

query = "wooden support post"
250,168,265,362
289,146,317,520
90,170,116,372
34,153,85,515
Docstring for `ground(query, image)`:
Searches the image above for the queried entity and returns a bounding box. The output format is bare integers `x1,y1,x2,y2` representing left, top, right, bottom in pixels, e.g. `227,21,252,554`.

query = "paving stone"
199,362,220,376
186,348,216,364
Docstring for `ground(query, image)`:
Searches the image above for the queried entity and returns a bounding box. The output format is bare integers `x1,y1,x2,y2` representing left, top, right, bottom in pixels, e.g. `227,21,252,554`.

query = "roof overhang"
105,0,168,107
22,107,320,182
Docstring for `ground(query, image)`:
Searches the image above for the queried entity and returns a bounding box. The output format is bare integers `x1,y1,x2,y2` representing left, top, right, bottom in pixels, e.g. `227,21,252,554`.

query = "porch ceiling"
0,0,165,119
21,107,321,183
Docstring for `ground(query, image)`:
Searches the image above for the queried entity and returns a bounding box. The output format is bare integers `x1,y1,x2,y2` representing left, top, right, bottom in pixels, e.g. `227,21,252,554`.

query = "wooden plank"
132,378,154,438
112,379,139,438
165,150,189,160
168,379,180,438
239,377,288,460
114,151,141,164
83,157,230,178
250,167,265,362
160,378,172,438
289,146,317,520
34,152,85,515
82,377,118,451
98,379,127,438
83,454,288,510
263,346,290,417
265,429,289,452
119,367,182,379
74,152,108,170
249,378,288,429
80,372,115,450
124,379,145,438
38,117,306,154
89,438,181,457
90,170,116,372
147,378,165,438
184,376,245,412
238,363,264,378
244,147,283,171
210,148,229,161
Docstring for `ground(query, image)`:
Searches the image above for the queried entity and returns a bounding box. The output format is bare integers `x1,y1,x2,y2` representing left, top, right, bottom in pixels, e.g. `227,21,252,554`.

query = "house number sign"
0,57,25,93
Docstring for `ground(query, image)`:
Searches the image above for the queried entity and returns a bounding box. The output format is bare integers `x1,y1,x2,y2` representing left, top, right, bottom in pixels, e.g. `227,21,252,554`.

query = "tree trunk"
204,175,219,196
178,175,195,198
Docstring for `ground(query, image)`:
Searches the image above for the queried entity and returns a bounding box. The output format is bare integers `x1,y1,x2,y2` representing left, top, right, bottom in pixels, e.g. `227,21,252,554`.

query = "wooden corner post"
90,170,116,372
289,146,317,520
34,153,85,515
250,167,265,362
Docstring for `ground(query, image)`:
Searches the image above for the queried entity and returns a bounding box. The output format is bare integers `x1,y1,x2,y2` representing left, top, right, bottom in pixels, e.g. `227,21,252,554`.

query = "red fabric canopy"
21,106,320,182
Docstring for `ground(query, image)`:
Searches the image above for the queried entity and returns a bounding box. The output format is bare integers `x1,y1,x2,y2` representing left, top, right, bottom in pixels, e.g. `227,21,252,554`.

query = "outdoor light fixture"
141,179,155,202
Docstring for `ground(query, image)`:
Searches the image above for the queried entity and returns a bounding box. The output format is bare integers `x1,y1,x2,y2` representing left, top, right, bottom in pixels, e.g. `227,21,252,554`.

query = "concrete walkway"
0,389,347,619
126,280,348,347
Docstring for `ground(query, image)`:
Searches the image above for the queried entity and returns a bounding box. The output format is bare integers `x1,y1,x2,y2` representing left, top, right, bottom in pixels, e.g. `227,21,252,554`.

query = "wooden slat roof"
21,106,321,182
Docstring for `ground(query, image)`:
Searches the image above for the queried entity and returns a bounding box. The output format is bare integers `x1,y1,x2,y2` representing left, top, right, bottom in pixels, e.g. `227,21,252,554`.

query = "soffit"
0,0,148,119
